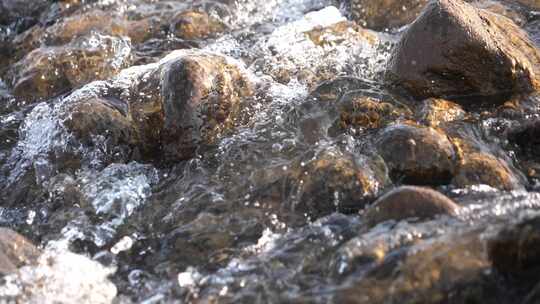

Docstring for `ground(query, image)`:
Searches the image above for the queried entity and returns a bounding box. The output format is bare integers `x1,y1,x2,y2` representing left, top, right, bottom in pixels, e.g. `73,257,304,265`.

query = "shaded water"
1,0,540,303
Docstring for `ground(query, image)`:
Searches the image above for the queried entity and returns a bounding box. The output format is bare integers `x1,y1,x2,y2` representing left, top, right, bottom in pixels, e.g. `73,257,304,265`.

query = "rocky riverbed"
1,0,540,303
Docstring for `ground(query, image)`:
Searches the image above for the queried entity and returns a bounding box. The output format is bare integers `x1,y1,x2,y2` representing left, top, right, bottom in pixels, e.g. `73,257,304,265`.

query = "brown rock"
6,33,132,100
452,152,523,190
348,0,429,30
375,124,456,185
417,98,466,126
42,10,127,46
170,10,226,40
0,228,40,275
386,0,540,103
289,149,389,218
158,52,253,161
365,186,460,226
62,97,139,149
332,93,412,132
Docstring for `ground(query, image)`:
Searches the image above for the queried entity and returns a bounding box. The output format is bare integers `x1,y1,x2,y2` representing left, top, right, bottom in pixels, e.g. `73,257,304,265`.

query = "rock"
42,10,127,46
0,0,49,25
158,51,253,161
57,50,253,163
452,152,523,190
417,98,466,127
331,92,412,133
336,232,490,303
170,10,226,40
488,216,540,279
347,0,429,30
472,0,526,26
6,33,132,100
0,228,40,275
386,0,540,103
289,149,389,219
365,186,460,226
375,124,456,185
62,97,140,159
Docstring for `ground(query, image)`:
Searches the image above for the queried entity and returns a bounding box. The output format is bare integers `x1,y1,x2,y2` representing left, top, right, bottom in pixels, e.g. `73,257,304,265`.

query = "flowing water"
1,0,540,303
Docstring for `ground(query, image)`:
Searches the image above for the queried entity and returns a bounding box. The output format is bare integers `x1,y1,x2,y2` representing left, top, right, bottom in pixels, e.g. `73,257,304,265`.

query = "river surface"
1,0,540,303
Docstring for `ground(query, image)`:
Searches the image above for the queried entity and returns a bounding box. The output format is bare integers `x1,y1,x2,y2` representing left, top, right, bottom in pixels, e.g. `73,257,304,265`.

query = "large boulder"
386,0,540,103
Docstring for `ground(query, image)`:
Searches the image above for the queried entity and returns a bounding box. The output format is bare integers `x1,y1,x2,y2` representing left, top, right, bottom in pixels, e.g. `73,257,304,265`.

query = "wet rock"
42,10,127,46
158,51,253,161
417,98,466,127
488,216,540,279
155,211,264,272
6,33,132,100
0,228,40,275
386,0,540,102
62,97,140,159
472,0,527,26
0,0,49,25
331,92,412,133
347,0,429,30
289,148,389,219
304,20,378,47
170,10,226,40
365,186,460,226
336,232,491,304
452,152,523,190
375,124,456,185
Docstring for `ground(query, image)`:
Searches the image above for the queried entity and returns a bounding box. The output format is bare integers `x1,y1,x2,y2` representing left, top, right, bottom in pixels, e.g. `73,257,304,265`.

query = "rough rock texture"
375,124,456,184
417,98,466,126
386,0,540,103
365,186,460,226
453,152,523,190
348,0,429,30
488,216,540,279
158,52,253,161
0,228,40,275
331,92,412,132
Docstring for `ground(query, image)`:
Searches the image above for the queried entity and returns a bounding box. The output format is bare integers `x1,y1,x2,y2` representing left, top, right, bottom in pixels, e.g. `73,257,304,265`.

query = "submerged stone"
375,124,456,185
365,186,460,226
